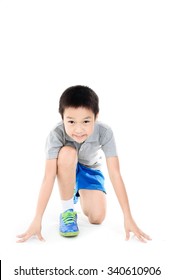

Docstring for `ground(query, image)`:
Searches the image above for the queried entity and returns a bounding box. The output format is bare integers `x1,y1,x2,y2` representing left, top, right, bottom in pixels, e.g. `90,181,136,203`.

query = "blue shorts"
74,163,106,203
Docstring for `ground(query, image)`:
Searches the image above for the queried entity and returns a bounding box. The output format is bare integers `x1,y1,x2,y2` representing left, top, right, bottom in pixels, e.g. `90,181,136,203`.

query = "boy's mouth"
72,134,87,142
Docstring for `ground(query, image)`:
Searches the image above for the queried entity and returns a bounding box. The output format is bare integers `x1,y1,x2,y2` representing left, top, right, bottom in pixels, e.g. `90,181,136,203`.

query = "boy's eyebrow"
82,116,92,119
66,116,92,119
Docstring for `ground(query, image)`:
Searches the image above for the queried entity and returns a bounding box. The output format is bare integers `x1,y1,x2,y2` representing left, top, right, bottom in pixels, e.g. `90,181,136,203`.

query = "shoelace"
62,211,77,225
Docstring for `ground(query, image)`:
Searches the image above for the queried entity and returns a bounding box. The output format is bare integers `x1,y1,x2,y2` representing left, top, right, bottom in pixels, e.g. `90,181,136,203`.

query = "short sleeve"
45,129,64,159
100,127,118,158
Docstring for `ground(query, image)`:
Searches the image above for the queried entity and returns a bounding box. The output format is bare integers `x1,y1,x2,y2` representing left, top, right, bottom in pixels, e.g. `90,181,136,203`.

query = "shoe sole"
59,231,79,237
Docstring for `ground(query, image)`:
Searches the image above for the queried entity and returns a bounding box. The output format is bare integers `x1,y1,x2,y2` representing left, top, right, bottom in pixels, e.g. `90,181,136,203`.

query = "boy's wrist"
123,210,132,219
34,214,43,222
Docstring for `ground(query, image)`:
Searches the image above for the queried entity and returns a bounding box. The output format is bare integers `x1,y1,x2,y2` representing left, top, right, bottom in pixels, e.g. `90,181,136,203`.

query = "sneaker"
59,209,79,237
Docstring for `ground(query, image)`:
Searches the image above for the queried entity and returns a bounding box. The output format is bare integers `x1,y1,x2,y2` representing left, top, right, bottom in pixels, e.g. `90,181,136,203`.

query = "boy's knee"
88,213,105,225
58,146,77,167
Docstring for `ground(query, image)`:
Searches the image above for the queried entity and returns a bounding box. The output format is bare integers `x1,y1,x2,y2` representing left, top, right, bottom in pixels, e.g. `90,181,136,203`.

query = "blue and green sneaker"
59,209,79,237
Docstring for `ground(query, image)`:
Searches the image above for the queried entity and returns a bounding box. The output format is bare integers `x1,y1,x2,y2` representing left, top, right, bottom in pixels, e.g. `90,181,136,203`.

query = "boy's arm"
106,156,151,242
17,159,57,242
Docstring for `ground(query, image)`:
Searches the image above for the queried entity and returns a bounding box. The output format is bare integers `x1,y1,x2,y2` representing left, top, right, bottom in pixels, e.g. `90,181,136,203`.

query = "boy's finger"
142,232,152,240
136,234,147,243
125,231,130,240
137,229,152,241
16,233,26,238
16,235,29,243
16,232,32,242
37,234,45,241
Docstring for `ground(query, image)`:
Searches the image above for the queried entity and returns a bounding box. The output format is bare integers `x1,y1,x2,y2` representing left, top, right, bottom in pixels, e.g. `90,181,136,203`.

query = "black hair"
59,85,99,119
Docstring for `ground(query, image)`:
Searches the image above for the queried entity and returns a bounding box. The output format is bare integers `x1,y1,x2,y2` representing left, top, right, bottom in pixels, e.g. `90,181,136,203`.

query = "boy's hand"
16,219,45,242
124,216,151,243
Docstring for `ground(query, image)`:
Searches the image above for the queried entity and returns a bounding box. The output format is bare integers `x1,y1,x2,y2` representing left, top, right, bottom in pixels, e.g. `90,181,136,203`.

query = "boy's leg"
79,189,106,224
57,146,79,237
57,146,77,201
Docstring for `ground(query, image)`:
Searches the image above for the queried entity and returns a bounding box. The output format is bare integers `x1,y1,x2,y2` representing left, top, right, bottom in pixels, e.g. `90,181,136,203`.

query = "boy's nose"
74,124,83,133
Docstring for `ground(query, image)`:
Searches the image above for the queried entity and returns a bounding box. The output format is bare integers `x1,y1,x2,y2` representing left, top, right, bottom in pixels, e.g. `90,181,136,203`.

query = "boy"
17,85,151,242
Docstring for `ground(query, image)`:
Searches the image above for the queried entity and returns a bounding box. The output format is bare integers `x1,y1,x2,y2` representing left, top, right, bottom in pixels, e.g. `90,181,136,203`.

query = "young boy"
17,85,151,242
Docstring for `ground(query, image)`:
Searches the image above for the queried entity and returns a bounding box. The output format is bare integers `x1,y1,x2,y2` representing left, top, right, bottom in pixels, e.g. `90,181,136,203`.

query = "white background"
0,0,174,279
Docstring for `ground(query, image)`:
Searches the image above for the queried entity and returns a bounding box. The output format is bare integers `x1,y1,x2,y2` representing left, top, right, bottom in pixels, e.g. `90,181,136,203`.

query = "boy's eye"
68,120,75,124
84,120,90,124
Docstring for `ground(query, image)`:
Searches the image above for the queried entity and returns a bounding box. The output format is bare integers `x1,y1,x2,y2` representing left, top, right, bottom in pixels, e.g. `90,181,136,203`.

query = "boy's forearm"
111,174,132,218
34,177,56,220
106,157,132,218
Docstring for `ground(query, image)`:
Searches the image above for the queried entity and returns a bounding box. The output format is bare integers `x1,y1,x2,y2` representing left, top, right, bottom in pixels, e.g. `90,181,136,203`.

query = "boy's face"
63,107,97,143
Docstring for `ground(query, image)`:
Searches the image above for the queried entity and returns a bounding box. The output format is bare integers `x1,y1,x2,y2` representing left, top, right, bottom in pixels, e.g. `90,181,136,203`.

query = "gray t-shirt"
45,121,117,168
